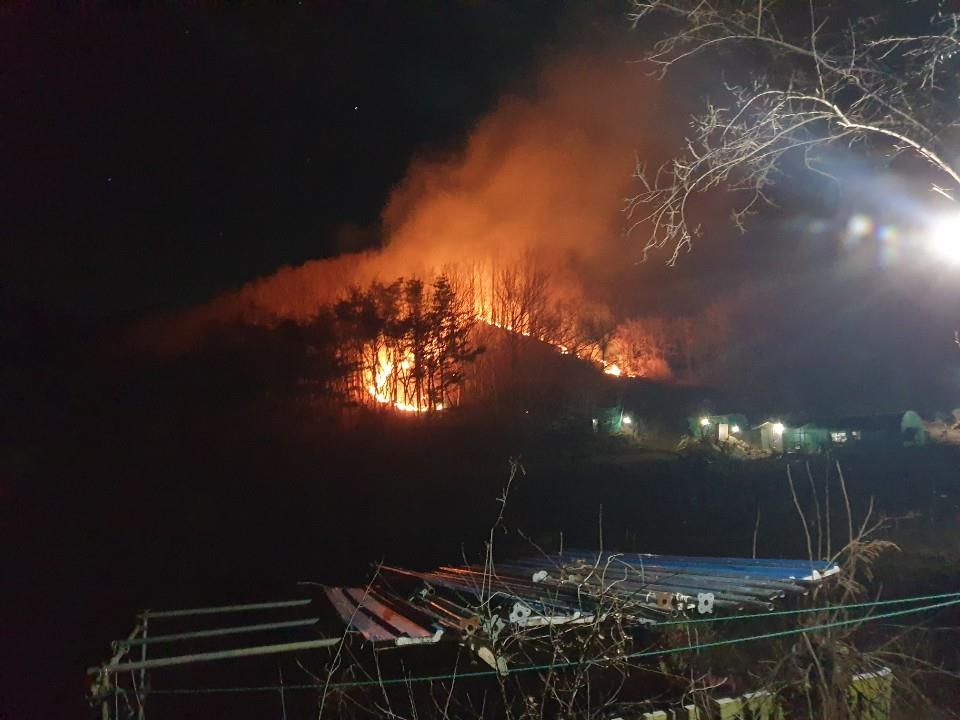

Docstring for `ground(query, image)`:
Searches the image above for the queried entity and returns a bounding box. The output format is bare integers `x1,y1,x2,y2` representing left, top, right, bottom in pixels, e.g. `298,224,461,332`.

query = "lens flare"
927,214,960,265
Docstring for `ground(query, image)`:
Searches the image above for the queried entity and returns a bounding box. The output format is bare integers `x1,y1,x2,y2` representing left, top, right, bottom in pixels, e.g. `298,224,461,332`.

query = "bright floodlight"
927,214,960,265
622,415,632,425
700,417,711,426
731,424,740,434
772,422,785,435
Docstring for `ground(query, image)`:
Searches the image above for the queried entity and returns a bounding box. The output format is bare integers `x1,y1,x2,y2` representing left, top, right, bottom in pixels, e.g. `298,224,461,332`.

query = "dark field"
4,345,960,719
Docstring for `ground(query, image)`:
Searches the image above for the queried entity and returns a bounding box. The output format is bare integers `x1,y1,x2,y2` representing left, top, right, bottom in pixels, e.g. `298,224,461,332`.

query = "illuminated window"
851,431,861,441
831,431,848,443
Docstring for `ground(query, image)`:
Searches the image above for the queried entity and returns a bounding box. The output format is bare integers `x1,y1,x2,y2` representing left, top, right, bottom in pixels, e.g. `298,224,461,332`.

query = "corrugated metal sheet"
90,550,842,710
323,587,398,642
377,551,839,630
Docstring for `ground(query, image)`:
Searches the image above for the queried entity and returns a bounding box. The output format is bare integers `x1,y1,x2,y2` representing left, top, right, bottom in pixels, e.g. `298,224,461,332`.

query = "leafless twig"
627,1,960,261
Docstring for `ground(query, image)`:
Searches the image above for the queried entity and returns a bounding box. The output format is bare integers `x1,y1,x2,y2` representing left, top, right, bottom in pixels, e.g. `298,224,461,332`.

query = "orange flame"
364,346,445,414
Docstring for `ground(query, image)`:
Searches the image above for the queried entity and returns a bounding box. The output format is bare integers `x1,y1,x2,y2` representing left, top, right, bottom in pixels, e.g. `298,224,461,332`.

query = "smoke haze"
137,49,674,350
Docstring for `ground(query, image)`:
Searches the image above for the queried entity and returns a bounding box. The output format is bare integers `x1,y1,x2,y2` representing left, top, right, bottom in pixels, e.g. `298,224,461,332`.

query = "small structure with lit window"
688,413,749,443
782,412,927,453
756,420,786,452
593,405,637,435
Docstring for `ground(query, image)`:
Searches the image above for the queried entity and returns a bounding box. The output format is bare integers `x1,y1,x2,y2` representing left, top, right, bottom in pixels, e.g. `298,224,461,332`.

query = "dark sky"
3,1,959,410
5,7,960,719
2,1,593,319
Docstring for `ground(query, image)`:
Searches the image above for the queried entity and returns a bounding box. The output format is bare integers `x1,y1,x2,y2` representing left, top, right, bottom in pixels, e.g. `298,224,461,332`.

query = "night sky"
2,2,584,318
6,5,960,719
3,1,959,402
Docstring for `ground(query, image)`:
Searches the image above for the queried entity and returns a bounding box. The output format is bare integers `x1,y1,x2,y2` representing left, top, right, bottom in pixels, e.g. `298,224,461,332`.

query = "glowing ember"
364,347,441,414
474,307,636,381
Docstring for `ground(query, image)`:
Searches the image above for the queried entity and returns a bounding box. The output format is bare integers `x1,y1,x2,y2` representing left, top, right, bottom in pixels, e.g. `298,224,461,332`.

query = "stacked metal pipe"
322,552,841,644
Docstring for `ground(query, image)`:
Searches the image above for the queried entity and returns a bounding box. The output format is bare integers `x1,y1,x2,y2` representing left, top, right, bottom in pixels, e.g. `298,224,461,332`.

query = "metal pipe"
497,565,796,599
556,551,838,580
91,636,342,674
495,557,806,593
141,599,311,619
574,569,789,599
435,566,773,612
461,560,794,601
562,549,837,570
137,619,147,720
92,624,142,720
432,569,595,603
120,618,320,646
531,575,775,611
424,572,588,612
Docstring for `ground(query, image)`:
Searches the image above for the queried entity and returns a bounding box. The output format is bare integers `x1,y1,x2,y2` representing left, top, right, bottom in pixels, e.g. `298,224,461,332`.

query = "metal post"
140,599,311,619
100,672,111,720
121,617,321,646
91,636,343,674
94,623,141,720
137,617,147,720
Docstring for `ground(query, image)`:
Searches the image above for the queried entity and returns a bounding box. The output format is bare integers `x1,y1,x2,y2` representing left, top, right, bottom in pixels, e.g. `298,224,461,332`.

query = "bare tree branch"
627,0,960,262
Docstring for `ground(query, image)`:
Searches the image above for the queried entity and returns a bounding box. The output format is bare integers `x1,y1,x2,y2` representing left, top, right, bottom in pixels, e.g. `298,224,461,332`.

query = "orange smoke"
378,57,660,273
134,51,667,353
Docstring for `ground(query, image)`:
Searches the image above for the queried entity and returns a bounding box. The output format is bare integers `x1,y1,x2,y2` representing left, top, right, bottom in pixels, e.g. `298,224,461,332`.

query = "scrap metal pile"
324,552,840,670
89,551,839,714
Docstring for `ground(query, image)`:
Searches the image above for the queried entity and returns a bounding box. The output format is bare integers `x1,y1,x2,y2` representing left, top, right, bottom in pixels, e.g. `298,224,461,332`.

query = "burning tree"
429,274,479,408
291,251,739,415
493,260,551,338
327,276,479,413
607,317,673,380
627,0,960,262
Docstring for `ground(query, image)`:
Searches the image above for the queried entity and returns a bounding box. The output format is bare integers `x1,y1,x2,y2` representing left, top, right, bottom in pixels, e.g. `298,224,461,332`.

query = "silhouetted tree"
430,273,479,408
629,0,960,261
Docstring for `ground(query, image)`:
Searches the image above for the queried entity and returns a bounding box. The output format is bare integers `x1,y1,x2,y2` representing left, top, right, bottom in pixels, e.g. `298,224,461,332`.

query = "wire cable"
145,593,960,696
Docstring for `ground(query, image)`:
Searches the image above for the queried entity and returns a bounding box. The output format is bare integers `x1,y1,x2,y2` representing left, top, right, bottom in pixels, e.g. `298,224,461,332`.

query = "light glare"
927,214,960,265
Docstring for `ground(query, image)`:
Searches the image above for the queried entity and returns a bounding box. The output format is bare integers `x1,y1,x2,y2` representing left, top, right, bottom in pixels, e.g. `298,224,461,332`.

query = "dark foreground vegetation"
4,322,960,719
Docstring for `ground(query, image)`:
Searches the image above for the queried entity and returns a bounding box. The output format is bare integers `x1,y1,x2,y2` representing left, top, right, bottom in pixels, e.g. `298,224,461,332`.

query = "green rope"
653,589,960,627
147,594,960,696
624,596,960,662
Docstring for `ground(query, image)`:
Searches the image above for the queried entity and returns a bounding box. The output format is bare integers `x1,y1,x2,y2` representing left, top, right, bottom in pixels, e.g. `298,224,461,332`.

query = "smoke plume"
137,50,670,351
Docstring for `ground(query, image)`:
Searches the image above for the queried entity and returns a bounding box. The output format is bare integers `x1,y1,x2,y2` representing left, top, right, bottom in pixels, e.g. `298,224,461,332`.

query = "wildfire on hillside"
131,53,734,413
313,261,732,415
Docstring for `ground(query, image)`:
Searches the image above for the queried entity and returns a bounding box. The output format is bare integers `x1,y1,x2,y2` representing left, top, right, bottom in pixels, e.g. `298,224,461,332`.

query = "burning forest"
184,257,734,417
14,4,960,720
131,53,735,415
